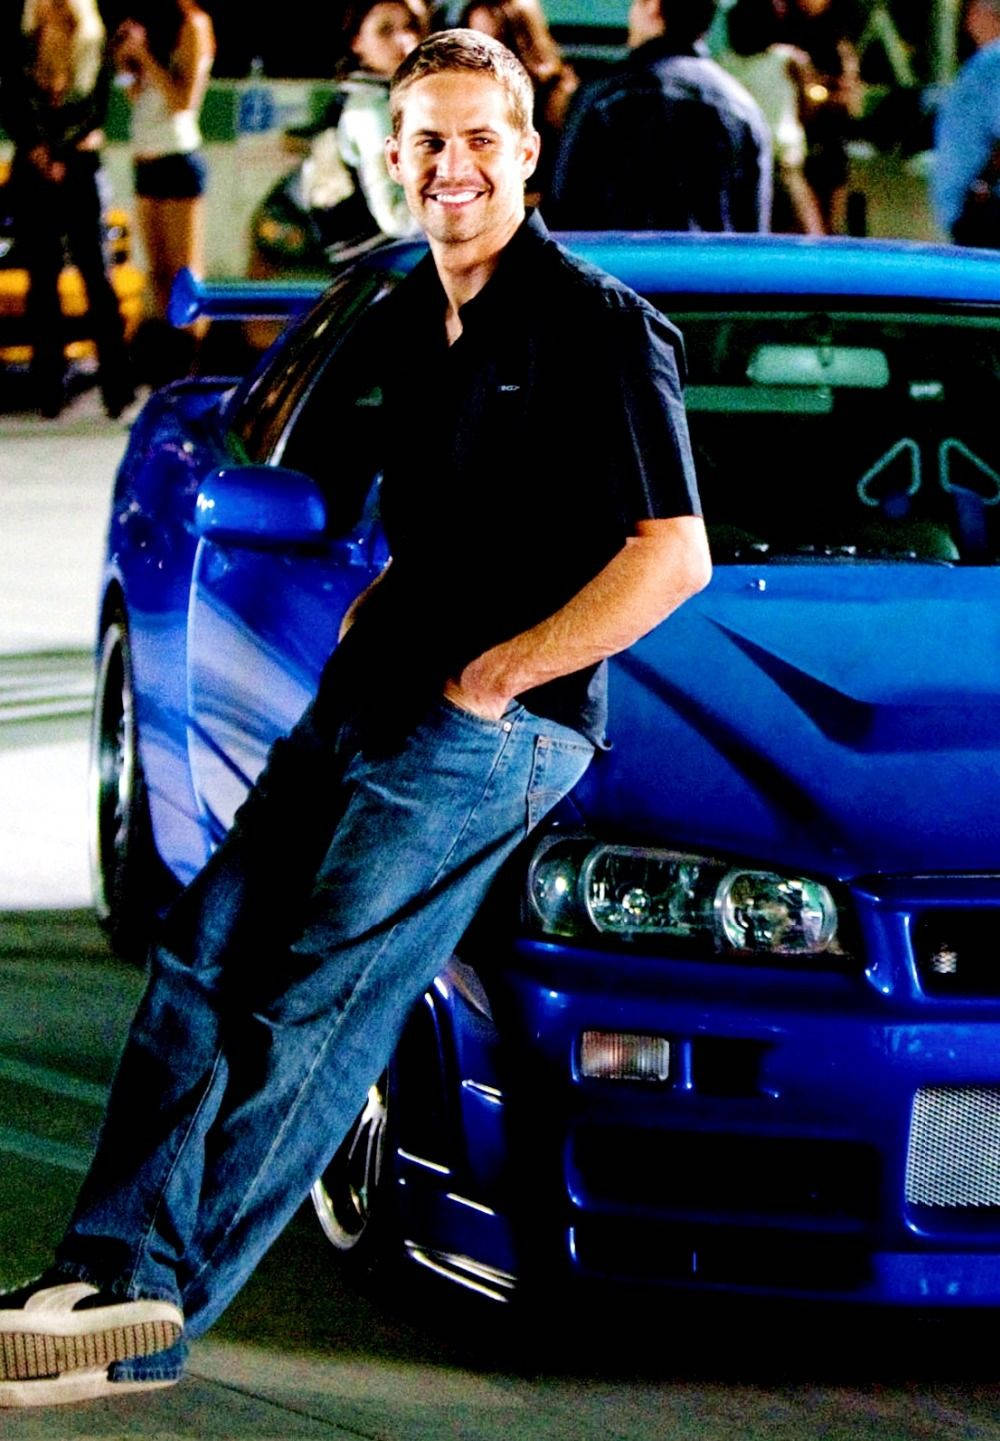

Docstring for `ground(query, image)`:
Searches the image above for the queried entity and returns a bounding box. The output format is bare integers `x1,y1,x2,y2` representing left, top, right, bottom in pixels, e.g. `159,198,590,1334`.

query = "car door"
186,268,394,843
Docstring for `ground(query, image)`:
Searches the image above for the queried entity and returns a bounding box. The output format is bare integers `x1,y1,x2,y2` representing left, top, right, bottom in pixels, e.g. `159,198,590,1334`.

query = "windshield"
648,304,1000,565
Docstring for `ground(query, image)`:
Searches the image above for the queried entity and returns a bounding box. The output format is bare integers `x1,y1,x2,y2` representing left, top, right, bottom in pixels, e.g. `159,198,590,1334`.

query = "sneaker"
0,1281,182,1390
0,1364,178,1407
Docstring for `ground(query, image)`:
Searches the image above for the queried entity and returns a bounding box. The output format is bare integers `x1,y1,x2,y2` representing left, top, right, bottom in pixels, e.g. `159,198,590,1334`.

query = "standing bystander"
0,0,133,418
111,0,215,376
0,28,711,1409
932,0,1000,248
548,0,771,232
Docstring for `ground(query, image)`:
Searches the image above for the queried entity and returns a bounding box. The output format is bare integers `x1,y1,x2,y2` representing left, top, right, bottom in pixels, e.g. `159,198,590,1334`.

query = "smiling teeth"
433,192,479,204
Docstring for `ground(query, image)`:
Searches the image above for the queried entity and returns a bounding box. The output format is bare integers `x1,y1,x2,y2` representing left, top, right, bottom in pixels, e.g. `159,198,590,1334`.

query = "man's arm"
446,515,711,721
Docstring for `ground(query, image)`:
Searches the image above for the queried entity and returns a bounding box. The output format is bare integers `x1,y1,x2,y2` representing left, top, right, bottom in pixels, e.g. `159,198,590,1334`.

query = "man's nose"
434,140,472,179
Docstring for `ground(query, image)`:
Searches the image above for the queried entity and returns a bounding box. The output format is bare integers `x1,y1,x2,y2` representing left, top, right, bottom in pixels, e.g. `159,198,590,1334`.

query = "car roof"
367,231,1000,307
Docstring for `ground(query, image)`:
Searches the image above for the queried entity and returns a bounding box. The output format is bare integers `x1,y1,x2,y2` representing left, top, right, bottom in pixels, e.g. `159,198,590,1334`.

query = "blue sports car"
92,231,1000,1309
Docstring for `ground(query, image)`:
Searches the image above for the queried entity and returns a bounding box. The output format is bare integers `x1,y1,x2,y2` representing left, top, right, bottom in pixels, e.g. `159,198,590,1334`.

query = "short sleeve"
612,302,703,525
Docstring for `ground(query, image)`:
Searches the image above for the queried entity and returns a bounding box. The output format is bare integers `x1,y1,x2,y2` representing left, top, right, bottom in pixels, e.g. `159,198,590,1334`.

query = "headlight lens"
714,869,838,954
527,837,841,958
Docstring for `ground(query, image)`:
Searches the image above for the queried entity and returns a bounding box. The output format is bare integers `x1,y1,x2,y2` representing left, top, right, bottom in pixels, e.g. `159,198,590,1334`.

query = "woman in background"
3,0,132,417
112,0,215,324
779,0,862,232
329,0,428,246
459,0,577,202
721,0,825,233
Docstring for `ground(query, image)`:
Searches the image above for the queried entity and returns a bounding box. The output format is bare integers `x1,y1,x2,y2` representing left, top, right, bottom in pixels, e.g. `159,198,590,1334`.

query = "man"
548,0,772,232
0,30,710,1408
932,0,1000,247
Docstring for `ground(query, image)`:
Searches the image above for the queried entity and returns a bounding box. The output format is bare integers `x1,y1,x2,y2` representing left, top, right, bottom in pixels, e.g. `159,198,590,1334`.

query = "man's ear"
520,127,541,182
385,132,402,182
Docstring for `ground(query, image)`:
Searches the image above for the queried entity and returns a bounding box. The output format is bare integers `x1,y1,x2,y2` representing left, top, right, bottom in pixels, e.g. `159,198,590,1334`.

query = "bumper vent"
571,1218,872,1292
572,1128,879,1220
906,1086,1000,1208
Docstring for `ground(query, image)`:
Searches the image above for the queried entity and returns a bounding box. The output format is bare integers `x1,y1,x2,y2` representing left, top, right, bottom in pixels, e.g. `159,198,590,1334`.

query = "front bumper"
409,875,1000,1308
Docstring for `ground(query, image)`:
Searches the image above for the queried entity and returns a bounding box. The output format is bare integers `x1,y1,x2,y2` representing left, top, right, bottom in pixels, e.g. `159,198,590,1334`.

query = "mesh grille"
906,1086,1000,1207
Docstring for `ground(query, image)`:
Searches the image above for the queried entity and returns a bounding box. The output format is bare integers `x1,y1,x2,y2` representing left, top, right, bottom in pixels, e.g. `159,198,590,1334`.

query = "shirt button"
503,721,513,732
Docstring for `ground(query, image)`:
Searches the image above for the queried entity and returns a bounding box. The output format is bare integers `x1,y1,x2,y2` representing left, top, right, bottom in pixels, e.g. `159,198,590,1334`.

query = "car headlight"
527,836,841,958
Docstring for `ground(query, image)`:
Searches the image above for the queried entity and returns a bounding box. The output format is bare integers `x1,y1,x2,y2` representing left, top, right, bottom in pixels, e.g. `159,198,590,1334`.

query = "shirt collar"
405,208,552,343
628,34,708,67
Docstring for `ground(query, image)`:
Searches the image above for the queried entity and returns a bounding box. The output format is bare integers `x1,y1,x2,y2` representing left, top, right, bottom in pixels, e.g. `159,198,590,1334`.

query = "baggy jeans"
52,692,594,1379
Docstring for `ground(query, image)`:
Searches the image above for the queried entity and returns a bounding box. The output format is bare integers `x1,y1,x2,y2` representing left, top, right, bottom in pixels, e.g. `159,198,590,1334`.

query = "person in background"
932,0,1000,247
272,0,427,263
459,0,577,202
777,0,861,232
549,0,771,232
1,0,133,418
111,0,215,329
720,0,825,233
331,0,428,244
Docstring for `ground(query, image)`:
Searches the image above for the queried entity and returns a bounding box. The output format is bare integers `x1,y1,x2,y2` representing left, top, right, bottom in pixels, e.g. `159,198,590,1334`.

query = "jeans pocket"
526,732,594,832
439,694,524,732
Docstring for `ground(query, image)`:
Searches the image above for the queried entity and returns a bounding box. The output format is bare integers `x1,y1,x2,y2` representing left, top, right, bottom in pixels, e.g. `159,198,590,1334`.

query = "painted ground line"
0,1054,108,1107
0,1126,91,1175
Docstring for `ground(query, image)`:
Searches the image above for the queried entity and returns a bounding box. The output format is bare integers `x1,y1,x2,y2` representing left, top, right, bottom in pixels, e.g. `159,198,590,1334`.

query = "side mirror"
195,466,327,546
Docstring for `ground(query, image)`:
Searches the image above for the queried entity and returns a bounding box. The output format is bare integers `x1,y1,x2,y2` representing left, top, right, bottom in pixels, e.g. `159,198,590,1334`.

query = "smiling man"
0,30,709,1408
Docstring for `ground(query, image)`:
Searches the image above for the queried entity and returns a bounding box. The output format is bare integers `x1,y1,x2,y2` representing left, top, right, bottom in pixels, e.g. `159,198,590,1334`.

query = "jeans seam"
126,1041,227,1306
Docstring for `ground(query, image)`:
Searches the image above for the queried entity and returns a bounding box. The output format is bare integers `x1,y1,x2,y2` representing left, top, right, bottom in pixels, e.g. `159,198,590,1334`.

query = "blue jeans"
53,694,593,1379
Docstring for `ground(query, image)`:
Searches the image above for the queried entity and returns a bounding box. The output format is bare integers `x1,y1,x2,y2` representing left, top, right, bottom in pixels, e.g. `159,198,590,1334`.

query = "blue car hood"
579,565,1000,880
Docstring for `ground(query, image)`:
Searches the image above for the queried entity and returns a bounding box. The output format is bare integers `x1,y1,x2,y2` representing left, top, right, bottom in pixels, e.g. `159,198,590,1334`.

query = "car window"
646,301,1000,565
271,297,395,535
226,267,391,470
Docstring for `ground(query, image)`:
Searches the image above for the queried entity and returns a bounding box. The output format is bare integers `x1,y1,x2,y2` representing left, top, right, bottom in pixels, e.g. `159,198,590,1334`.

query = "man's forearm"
451,516,711,718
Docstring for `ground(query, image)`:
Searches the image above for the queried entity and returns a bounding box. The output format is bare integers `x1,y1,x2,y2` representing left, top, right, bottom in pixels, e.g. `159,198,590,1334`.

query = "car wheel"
311,1075,390,1259
89,612,161,961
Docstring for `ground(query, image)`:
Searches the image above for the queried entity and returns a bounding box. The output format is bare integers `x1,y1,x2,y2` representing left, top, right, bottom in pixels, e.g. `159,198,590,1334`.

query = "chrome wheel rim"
311,1078,388,1251
88,621,135,920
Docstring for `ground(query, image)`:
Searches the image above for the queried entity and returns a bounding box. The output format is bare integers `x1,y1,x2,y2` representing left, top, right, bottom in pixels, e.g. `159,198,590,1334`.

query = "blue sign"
238,86,276,135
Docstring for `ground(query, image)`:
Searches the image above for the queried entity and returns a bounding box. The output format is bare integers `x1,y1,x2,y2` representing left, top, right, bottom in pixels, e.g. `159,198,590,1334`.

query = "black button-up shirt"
334,211,701,747
549,37,772,233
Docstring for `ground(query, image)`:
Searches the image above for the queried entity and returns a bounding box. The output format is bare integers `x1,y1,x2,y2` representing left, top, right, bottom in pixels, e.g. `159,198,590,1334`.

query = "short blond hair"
390,28,535,136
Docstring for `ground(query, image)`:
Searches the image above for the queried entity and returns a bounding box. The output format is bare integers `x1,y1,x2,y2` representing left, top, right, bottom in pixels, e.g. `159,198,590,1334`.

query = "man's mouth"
427,190,484,207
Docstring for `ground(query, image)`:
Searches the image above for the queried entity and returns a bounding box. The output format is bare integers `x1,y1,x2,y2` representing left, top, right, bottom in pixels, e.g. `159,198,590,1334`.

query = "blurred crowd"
0,0,999,418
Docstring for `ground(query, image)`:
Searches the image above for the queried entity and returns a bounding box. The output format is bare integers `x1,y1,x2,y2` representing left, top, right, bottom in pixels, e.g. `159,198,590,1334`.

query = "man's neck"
429,210,524,344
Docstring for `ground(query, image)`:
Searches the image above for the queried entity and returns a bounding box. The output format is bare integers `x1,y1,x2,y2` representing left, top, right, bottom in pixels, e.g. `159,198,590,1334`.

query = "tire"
89,612,163,961
311,1074,391,1264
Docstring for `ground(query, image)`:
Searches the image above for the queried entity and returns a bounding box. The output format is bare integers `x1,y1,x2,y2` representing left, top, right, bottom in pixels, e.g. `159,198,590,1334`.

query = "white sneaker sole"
0,1365,178,1407
0,1298,183,1381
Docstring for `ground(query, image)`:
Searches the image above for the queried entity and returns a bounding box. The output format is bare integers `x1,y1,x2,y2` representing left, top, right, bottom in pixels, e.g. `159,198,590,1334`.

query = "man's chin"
424,211,484,244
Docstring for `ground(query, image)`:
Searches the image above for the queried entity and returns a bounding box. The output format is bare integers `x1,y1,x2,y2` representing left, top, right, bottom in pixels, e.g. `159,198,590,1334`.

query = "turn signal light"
579,1031,670,1083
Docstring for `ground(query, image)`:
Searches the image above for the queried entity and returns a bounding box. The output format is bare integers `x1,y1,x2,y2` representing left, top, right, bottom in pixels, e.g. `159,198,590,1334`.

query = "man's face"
628,0,664,48
386,71,539,257
966,0,1000,48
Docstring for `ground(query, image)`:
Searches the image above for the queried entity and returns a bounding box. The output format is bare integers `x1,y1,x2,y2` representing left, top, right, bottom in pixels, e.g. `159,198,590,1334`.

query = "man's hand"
443,671,511,722
442,516,711,718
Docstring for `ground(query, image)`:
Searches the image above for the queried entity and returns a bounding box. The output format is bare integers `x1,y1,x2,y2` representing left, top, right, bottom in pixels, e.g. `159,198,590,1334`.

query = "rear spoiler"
167,267,325,327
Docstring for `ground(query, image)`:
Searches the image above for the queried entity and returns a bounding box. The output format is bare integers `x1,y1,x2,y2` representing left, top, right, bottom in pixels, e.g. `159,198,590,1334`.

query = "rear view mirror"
747,345,890,389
